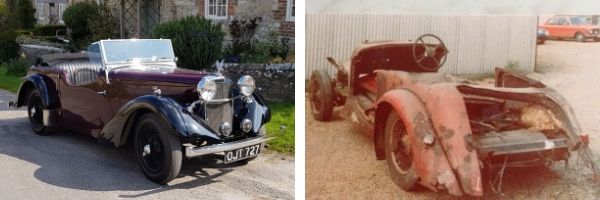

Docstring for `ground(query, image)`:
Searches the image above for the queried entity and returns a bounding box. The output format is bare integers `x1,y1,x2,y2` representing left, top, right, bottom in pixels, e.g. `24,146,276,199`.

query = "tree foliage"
16,0,35,29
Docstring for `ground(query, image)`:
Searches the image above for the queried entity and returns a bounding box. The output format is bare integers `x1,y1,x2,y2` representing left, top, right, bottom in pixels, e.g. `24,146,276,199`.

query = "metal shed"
306,13,538,77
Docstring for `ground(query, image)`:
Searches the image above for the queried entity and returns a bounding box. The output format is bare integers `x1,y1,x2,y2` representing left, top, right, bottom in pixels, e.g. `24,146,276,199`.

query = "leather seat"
55,62,102,86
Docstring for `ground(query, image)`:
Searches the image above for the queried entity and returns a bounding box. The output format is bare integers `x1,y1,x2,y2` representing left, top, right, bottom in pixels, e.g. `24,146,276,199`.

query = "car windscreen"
101,40,175,63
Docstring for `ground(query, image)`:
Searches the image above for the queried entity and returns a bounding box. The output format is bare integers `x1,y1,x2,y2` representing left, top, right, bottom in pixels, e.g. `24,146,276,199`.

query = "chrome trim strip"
184,136,273,158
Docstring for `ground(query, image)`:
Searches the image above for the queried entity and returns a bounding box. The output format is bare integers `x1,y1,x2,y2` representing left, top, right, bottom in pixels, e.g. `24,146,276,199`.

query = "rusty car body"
309,34,599,196
9,39,271,184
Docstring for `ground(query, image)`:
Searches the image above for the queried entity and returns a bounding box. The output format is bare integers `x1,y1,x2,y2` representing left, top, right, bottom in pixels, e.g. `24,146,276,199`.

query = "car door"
59,63,116,137
544,17,559,38
557,17,573,38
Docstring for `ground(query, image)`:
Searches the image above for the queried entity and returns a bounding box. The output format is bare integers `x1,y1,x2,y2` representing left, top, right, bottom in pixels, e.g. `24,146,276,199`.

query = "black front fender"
236,92,271,134
101,95,219,146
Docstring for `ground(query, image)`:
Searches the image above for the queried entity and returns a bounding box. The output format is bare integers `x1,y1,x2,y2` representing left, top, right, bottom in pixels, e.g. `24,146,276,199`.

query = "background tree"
16,0,36,29
62,1,97,49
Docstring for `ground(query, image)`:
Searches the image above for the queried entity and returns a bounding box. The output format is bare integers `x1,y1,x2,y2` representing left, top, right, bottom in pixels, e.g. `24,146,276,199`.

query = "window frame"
36,2,45,20
58,3,67,22
205,0,228,20
285,0,295,21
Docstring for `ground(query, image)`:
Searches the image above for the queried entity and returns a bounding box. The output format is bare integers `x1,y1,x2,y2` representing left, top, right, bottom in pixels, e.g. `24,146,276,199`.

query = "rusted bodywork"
309,34,599,196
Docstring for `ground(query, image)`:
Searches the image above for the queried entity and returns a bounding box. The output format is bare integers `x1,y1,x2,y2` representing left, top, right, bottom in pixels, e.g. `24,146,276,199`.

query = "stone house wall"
219,63,294,102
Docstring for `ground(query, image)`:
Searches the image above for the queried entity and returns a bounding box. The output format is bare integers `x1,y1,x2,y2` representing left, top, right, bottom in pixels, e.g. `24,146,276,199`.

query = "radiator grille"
205,101,233,135
204,80,234,136
213,79,230,99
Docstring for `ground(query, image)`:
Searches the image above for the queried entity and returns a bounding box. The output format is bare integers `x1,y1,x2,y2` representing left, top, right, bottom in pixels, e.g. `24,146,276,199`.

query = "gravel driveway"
306,40,600,199
0,90,294,200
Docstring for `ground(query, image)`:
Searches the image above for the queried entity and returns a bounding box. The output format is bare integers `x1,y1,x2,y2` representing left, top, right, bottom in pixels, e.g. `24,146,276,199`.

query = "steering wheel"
412,34,448,71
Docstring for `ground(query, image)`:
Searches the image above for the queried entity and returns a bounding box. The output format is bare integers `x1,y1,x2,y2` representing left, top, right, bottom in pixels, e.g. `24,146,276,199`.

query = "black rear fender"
15,74,60,108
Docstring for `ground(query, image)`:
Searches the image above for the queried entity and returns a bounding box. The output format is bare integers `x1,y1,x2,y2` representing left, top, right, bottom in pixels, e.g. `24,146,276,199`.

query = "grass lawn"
265,101,295,153
0,68,22,93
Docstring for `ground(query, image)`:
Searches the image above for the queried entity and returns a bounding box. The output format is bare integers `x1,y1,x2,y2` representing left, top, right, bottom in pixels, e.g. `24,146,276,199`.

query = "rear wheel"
309,70,334,121
384,112,418,190
134,113,182,184
27,90,50,135
575,32,586,42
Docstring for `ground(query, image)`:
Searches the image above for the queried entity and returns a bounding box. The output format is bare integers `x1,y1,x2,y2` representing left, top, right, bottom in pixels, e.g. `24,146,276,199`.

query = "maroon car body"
10,39,271,184
309,34,600,196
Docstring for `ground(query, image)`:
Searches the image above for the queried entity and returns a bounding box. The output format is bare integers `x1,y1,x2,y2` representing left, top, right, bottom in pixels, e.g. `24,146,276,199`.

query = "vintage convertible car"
9,39,271,184
309,34,600,196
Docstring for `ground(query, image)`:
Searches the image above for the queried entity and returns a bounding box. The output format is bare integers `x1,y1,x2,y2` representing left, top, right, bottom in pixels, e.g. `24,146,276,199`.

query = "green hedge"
33,25,67,36
0,30,19,63
153,16,224,70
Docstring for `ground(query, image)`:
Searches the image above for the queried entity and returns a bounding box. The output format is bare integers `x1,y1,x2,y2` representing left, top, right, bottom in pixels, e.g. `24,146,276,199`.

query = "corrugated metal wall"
306,14,538,77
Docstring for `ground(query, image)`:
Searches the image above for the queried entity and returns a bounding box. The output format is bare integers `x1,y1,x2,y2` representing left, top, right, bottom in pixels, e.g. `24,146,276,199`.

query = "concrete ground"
0,90,294,200
306,40,600,199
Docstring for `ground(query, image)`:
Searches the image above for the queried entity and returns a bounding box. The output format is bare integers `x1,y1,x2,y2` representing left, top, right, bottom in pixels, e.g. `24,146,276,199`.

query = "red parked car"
540,16,600,42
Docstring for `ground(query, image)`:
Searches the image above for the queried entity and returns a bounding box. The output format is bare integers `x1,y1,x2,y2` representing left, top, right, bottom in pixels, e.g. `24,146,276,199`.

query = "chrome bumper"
184,136,273,158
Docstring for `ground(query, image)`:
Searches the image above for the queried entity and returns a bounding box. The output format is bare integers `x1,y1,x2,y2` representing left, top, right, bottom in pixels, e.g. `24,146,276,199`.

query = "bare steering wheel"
412,34,448,71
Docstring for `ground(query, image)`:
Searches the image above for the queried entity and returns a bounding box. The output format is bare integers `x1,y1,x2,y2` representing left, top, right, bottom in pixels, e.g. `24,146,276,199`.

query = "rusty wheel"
309,70,333,121
412,34,448,71
384,112,418,190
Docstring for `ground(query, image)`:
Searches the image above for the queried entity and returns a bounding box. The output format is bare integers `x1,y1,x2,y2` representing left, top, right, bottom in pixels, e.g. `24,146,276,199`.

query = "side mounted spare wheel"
309,69,334,121
134,113,182,184
384,111,418,190
27,89,51,135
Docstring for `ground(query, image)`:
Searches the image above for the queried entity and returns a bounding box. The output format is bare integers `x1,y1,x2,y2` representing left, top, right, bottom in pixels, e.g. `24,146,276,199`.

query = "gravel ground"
306,40,600,200
0,90,294,200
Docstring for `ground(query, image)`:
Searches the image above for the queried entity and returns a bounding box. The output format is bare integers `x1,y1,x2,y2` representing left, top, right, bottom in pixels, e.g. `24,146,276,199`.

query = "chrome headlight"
197,77,217,101
237,75,255,97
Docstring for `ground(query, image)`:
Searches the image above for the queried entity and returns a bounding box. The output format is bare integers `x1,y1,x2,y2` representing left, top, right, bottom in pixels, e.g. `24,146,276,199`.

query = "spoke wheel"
309,70,334,121
412,34,448,71
138,126,165,174
134,113,182,184
27,90,49,135
384,112,418,190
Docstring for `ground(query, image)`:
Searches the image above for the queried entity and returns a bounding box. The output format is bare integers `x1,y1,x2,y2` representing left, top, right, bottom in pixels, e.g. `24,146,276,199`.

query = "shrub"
240,41,270,63
0,30,19,63
32,25,68,36
16,0,35,29
88,3,119,42
228,17,261,57
62,1,97,48
239,32,291,64
153,16,224,70
0,58,28,76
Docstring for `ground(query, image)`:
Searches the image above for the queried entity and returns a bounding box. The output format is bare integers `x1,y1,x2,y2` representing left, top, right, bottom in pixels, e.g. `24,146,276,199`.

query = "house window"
286,0,295,21
58,4,66,22
36,3,45,20
205,0,227,19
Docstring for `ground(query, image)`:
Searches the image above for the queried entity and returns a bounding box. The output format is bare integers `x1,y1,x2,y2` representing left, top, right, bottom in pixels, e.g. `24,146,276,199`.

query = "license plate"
224,143,262,163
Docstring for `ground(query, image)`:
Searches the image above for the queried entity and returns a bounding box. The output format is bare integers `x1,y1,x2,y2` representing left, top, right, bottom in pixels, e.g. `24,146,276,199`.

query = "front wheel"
134,113,182,184
309,70,334,121
384,112,418,190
